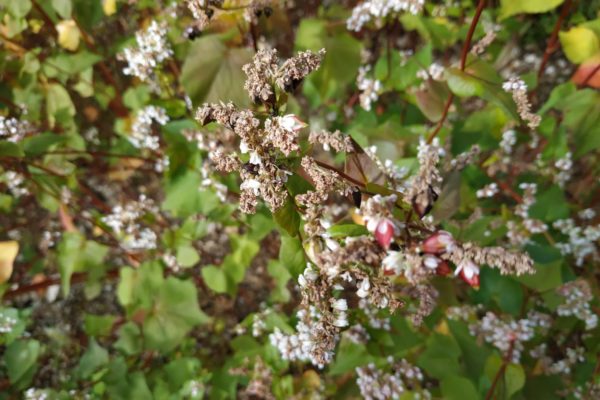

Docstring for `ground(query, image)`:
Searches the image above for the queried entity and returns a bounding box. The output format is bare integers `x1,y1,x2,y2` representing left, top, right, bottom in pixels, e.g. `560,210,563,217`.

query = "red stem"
537,0,573,81
427,0,486,144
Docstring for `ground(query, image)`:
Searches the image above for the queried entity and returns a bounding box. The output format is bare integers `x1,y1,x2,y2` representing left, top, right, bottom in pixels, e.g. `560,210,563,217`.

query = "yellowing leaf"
56,19,80,51
559,27,600,64
102,0,117,16
500,0,564,20
0,241,19,284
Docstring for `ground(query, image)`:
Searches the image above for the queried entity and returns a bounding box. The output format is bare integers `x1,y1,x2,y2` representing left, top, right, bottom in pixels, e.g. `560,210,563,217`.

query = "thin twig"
537,0,573,81
426,0,486,144
485,340,515,400
580,63,600,87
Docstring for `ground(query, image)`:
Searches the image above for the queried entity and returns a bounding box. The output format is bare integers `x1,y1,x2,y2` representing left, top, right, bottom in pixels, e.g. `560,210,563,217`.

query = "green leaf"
0,141,25,158
327,224,368,238
163,171,220,217
22,132,66,156
201,265,229,294
500,0,564,19
517,261,563,292
267,260,291,302
143,277,209,353
417,333,461,379
84,314,117,337
329,341,373,375
77,338,109,379
528,185,570,222
274,197,301,237
295,19,361,102
446,68,483,97
484,355,525,399
3,0,32,18
46,83,75,128
176,245,200,268
279,234,305,278
559,27,600,64
57,233,108,296
441,375,479,400
3,339,40,386
114,322,143,355
180,35,252,107
51,0,72,18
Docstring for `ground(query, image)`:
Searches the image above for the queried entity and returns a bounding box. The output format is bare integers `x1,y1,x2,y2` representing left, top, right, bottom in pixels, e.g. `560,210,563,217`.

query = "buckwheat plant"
1,1,599,399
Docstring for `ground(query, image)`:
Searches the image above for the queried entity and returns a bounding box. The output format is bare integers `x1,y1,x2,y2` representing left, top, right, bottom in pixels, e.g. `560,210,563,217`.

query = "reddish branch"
426,0,486,144
537,0,573,80
485,340,516,400
580,63,600,87
2,270,120,301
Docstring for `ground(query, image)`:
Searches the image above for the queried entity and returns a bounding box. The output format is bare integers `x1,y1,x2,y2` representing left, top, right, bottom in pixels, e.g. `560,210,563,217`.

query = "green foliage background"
0,0,599,399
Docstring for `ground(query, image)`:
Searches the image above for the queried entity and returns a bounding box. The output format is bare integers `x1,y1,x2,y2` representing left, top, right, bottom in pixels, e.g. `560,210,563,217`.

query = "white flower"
455,259,479,279
382,251,403,275
249,151,262,165
333,315,349,327
298,274,307,287
279,114,307,132
332,298,348,311
423,254,440,269
240,179,261,195
357,278,371,298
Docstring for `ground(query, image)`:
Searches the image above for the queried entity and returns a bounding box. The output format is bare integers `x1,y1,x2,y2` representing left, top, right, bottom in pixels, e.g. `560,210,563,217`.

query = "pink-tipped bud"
456,260,480,288
422,231,454,254
375,218,395,249
436,260,452,276
460,269,480,288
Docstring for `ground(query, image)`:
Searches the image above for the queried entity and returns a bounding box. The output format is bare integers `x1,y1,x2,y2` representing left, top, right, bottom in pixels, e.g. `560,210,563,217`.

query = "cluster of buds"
419,231,480,287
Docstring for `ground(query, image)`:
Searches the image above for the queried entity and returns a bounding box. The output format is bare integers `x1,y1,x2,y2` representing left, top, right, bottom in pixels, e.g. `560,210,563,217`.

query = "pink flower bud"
456,259,480,288
436,260,452,276
422,231,454,254
374,218,395,249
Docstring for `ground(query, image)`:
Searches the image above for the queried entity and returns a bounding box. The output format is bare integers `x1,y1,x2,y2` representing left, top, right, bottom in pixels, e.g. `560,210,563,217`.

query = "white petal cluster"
121,21,173,82
102,194,159,251
470,310,551,362
0,116,33,142
476,182,498,198
269,307,337,368
347,0,425,31
556,281,598,330
553,218,600,267
129,106,169,150
502,77,527,92
2,171,29,198
356,65,381,111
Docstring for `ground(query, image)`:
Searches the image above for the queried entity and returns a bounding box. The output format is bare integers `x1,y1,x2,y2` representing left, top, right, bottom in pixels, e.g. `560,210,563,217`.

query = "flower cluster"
502,77,541,130
406,138,443,217
243,48,325,103
553,218,600,266
347,0,425,31
129,106,169,150
101,194,158,251
356,65,382,111
120,21,173,83
556,280,598,330
470,310,551,362
269,306,338,368
0,116,33,142
355,357,430,400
